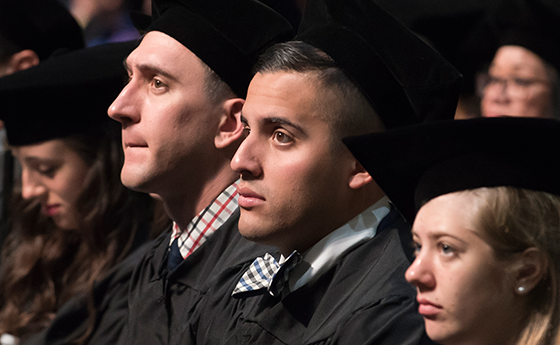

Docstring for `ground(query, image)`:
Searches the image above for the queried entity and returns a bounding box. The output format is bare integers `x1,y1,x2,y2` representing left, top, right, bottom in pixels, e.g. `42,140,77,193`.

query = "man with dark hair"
189,0,462,343
107,0,292,343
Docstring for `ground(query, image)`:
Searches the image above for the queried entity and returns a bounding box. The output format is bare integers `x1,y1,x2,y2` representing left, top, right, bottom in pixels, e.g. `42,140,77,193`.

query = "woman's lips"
417,297,442,317
44,205,60,217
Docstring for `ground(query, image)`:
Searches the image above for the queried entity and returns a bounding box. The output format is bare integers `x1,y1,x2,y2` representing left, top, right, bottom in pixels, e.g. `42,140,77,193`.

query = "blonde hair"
465,187,560,345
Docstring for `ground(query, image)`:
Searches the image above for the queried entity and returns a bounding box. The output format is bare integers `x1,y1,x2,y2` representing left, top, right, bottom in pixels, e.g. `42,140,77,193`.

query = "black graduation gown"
119,210,275,345
21,242,151,345
190,210,435,345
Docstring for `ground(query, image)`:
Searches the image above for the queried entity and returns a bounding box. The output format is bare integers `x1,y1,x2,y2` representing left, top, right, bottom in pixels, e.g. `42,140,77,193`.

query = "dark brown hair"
253,41,384,139
467,187,560,345
0,121,160,341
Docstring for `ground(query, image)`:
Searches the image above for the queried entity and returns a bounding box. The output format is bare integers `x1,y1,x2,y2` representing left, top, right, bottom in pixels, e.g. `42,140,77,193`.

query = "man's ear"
511,247,548,295
6,50,40,75
215,98,244,149
348,159,373,189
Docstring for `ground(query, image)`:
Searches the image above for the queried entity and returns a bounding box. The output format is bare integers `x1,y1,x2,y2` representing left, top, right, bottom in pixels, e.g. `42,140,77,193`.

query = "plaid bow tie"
232,251,302,298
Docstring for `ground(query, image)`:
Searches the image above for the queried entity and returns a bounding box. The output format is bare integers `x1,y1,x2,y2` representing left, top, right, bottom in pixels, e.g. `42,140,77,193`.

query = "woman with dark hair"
345,117,560,345
0,41,166,344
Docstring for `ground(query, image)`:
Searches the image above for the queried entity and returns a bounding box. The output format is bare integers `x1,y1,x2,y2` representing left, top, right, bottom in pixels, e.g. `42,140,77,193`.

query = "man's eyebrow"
240,113,306,135
264,116,305,134
125,60,178,82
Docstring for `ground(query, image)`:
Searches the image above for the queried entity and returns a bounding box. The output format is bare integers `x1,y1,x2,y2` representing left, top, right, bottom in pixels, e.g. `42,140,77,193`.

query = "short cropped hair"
253,41,384,139
465,187,560,345
202,63,236,104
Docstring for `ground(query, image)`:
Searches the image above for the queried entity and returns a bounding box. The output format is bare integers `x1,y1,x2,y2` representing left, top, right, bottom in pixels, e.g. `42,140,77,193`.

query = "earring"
517,286,525,293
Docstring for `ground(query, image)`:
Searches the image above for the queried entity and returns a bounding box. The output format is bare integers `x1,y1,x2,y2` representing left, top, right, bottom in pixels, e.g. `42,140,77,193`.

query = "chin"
54,217,80,230
425,321,459,345
120,168,151,193
238,217,273,245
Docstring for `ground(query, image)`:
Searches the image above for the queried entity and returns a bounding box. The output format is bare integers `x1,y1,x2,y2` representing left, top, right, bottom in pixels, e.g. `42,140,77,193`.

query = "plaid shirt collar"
169,181,239,259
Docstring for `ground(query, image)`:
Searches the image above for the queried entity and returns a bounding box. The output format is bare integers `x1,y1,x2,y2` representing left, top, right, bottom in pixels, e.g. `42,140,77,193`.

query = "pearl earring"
517,286,525,293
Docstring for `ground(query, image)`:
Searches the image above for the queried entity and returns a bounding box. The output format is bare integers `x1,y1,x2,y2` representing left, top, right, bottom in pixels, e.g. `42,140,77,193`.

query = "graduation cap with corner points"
130,0,294,98
0,0,84,60
0,40,138,146
343,117,560,223
411,8,499,96
293,0,463,129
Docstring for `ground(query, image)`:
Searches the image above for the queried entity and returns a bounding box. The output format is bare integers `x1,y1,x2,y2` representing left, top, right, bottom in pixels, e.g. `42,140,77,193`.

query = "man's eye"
273,131,292,144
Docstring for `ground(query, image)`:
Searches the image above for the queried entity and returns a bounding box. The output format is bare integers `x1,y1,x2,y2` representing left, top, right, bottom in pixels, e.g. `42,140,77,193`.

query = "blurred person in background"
0,0,83,77
411,8,497,120
0,41,166,345
0,0,85,245
67,0,142,46
479,0,560,119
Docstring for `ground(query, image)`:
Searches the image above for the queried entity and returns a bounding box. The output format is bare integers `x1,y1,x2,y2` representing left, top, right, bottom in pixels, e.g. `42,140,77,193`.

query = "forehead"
491,45,549,76
12,139,70,159
127,31,206,78
243,71,326,125
413,192,483,238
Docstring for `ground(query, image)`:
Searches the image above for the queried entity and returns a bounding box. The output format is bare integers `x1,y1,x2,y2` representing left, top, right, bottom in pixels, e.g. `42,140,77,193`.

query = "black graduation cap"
0,0,84,60
0,40,138,146
489,0,560,73
411,8,499,96
343,117,560,223
131,0,294,98
293,0,463,129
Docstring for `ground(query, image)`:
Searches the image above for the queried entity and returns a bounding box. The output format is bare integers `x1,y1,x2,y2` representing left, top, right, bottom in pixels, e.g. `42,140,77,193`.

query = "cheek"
443,261,508,321
57,169,89,204
524,90,553,117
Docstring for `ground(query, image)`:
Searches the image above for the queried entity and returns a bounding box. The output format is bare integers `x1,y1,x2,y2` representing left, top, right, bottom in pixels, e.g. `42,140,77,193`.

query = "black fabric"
118,210,276,345
488,0,560,73
189,210,433,345
411,9,498,95
0,0,84,60
294,0,462,129
21,229,152,345
0,41,137,146
135,0,293,98
167,237,183,272
344,117,560,223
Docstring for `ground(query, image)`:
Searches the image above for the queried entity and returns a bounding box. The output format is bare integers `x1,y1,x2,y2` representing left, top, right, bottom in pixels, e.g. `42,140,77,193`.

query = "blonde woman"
345,117,560,345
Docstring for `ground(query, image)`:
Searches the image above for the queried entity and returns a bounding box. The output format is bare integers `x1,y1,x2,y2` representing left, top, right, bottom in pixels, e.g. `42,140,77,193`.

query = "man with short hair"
189,0,462,343
107,0,292,343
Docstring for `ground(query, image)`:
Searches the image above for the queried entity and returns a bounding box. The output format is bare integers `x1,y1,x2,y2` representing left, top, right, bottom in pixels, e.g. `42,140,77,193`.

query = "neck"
161,164,238,230
280,183,386,256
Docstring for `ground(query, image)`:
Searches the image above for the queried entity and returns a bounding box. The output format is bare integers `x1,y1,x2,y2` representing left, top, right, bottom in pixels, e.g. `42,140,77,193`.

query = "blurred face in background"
480,45,555,119
12,139,89,230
